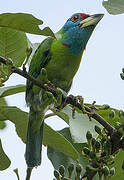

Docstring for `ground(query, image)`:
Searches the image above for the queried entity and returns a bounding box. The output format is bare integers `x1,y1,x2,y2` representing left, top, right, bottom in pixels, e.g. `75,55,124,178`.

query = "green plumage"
25,36,83,168
25,12,103,176
26,37,54,103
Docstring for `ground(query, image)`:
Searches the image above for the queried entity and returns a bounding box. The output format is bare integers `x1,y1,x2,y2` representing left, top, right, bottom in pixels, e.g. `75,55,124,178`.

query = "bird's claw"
68,94,94,120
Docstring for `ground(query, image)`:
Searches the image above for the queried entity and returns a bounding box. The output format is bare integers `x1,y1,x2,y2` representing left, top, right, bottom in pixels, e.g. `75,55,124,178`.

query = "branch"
12,66,46,90
0,56,57,94
0,56,118,137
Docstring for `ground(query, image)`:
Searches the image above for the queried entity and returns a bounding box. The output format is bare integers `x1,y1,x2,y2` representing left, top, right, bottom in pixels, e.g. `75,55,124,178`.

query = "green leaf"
0,27,27,67
43,124,78,160
0,106,78,159
47,128,89,180
0,13,55,37
0,139,11,170
0,27,28,83
0,106,28,143
62,105,102,143
103,0,124,15
0,85,26,98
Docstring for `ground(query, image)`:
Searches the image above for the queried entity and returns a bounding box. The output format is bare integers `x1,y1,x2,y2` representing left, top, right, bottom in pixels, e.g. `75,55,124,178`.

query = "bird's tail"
25,107,44,168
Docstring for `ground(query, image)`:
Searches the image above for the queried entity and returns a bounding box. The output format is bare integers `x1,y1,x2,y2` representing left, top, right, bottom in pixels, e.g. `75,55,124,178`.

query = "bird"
25,12,104,171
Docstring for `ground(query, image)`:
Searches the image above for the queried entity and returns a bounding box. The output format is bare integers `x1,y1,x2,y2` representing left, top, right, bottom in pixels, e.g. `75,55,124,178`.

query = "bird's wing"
26,37,54,100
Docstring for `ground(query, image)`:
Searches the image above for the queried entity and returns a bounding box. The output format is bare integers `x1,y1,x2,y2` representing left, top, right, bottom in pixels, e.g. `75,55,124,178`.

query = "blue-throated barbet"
25,13,104,169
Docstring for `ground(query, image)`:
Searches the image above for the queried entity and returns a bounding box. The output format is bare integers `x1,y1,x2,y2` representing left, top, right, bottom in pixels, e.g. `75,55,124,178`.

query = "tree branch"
11,66,46,90
0,56,119,141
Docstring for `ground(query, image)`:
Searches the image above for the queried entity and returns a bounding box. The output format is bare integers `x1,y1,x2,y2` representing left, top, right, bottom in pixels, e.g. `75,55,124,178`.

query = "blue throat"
62,25,95,54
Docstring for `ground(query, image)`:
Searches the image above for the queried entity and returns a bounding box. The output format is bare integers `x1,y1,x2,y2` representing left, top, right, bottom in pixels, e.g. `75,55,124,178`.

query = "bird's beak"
80,14,104,28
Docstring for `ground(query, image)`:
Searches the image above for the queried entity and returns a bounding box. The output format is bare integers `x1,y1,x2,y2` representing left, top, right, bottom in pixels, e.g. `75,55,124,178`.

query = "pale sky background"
0,0,124,180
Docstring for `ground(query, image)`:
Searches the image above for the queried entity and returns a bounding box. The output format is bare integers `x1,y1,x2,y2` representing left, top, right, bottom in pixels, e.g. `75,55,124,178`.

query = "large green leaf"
43,125,78,160
0,27,28,83
0,139,11,170
0,106,28,143
0,27,27,67
0,107,27,146
0,13,55,37
103,0,124,15
0,106,78,160
0,85,26,98
47,128,89,180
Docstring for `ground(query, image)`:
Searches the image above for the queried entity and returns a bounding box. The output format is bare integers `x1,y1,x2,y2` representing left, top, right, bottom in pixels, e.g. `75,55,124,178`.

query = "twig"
11,66,45,90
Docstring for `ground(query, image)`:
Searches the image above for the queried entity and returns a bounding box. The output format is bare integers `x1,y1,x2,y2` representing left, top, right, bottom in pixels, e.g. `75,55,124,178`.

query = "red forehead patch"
81,13,90,20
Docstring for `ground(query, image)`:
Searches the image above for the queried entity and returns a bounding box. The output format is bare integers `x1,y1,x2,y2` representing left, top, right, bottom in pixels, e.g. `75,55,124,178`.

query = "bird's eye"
71,15,80,22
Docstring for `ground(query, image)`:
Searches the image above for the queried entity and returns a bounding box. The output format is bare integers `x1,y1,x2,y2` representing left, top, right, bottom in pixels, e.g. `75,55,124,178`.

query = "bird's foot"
68,95,93,119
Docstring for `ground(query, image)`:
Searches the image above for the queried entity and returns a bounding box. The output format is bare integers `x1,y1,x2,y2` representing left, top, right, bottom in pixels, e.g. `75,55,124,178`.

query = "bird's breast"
45,39,83,90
